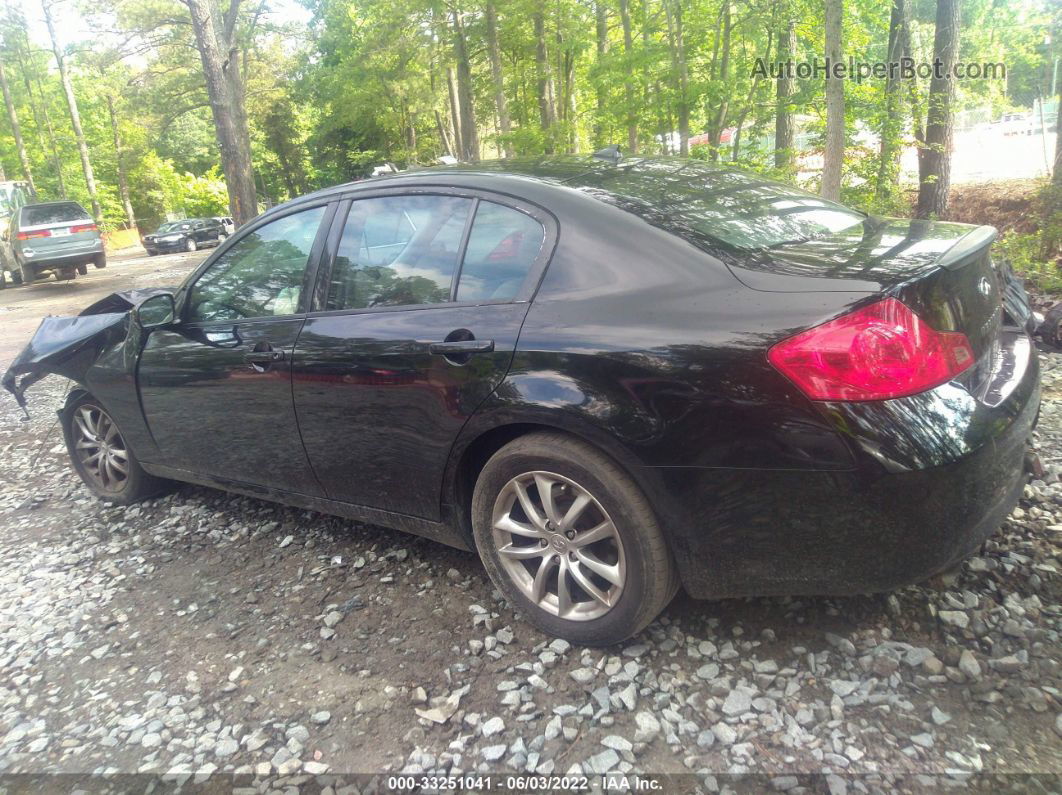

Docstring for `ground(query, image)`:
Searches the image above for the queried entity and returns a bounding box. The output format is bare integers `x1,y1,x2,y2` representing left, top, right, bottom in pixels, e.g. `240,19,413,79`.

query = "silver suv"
8,201,105,283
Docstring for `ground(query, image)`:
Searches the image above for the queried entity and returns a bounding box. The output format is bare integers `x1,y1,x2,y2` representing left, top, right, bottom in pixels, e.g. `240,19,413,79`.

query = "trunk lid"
726,218,1022,389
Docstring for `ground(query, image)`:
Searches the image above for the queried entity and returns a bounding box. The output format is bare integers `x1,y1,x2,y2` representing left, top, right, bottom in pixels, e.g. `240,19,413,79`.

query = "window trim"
307,186,557,319
175,200,338,327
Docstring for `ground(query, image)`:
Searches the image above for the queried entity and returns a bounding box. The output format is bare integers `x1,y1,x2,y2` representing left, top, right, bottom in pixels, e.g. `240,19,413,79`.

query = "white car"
213,216,235,237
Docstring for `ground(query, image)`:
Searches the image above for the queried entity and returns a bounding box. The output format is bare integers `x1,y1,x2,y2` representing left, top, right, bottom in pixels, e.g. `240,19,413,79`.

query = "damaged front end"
2,288,172,412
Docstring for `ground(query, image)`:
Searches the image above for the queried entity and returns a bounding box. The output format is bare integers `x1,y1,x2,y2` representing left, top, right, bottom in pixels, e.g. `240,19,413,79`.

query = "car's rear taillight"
17,229,51,240
70,223,97,233
767,297,974,401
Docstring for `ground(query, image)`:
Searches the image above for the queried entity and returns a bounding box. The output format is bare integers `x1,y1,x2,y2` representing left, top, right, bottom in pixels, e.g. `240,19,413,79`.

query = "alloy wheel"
491,470,626,621
72,405,129,493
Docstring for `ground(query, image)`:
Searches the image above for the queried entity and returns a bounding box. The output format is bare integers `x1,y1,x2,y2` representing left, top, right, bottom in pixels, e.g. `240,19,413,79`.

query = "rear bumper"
19,242,103,270
661,329,1041,599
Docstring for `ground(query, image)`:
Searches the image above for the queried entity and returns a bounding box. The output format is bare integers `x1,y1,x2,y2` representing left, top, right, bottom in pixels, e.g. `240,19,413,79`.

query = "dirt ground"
0,248,1059,792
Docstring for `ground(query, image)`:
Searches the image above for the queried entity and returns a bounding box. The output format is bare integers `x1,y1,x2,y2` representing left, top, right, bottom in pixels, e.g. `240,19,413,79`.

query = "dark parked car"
5,201,105,283
3,157,1040,645
142,218,225,255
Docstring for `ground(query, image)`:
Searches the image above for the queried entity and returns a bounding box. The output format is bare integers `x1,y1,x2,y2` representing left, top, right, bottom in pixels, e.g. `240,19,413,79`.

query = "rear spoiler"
938,225,997,271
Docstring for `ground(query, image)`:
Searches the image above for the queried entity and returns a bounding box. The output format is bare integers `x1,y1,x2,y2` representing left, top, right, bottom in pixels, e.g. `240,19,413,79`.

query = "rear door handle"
428,340,495,355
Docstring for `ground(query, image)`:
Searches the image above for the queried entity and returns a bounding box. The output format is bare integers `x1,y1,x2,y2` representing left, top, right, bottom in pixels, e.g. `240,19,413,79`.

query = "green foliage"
0,0,1055,238
997,231,1062,295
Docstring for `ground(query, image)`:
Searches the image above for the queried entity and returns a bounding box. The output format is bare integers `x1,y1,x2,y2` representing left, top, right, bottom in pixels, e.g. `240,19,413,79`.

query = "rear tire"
62,394,172,504
76,262,88,276
19,264,34,283
93,253,106,269
185,238,197,252
10,268,22,285
472,432,677,646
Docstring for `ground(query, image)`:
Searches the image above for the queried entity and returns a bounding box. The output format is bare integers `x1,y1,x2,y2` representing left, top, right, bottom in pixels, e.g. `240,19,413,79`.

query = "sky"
22,0,313,54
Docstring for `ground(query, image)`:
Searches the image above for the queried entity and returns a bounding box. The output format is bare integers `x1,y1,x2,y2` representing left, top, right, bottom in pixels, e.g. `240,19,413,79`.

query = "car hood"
2,287,173,410
725,218,983,293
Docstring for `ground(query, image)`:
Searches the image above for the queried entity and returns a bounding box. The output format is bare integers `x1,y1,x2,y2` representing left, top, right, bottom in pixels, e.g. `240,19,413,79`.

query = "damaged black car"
3,157,1042,646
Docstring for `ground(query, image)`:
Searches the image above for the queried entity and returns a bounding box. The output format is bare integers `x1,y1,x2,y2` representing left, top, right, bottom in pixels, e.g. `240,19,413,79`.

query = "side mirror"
135,293,176,329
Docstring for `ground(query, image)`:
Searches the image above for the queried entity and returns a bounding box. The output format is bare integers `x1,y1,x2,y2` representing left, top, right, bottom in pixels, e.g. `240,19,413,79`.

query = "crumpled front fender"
2,287,172,410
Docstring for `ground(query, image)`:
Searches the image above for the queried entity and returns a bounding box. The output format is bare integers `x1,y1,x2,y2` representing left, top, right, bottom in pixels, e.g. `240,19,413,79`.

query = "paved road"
0,247,206,366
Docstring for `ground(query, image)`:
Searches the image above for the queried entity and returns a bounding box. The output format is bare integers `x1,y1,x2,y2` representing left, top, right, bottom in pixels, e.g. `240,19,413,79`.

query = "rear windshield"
567,159,865,251
22,203,91,226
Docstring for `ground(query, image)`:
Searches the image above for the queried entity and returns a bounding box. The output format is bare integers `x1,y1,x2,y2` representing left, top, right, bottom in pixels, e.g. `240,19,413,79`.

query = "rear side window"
327,195,472,310
456,202,543,301
22,203,90,226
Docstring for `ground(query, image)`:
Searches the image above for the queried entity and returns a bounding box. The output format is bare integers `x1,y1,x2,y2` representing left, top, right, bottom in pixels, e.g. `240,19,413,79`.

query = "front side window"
327,195,472,311
456,202,544,301
188,206,325,322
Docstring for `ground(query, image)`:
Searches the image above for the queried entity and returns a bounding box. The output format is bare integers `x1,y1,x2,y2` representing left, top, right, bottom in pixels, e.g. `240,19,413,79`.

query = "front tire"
472,432,677,646
62,395,171,504
185,238,197,252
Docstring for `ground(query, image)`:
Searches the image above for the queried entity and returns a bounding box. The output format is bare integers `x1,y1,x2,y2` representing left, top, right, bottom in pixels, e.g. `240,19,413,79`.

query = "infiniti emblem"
978,276,993,297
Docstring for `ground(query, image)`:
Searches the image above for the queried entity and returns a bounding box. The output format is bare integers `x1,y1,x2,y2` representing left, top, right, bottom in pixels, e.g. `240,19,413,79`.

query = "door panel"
138,318,322,493
292,303,530,517
136,203,332,493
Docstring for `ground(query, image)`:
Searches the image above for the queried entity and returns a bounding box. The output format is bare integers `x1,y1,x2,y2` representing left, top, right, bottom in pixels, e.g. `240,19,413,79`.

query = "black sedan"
4,157,1040,645
142,218,225,255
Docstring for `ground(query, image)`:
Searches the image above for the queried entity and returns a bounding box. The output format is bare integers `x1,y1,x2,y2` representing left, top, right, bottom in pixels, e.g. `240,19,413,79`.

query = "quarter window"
327,195,472,311
456,202,544,301
188,206,325,322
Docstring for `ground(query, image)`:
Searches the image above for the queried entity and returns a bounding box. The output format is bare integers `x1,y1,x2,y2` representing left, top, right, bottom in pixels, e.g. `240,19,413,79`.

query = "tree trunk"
0,60,34,193
18,43,66,198
594,0,609,147
821,0,844,201
43,0,101,221
485,2,512,157
435,109,456,157
665,0,690,154
1039,58,1061,259
731,32,769,161
915,0,959,218
774,19,796,171
446,66,464,157
451,9,479,161
184,0,258,226
534,7,557,149
875,0,906,204
619,0,637,153
106,96,136,229
708,3,732,160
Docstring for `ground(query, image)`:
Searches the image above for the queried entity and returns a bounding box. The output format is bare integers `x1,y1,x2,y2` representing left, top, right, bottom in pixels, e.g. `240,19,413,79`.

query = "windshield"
567,159,866,251
157,222,191,234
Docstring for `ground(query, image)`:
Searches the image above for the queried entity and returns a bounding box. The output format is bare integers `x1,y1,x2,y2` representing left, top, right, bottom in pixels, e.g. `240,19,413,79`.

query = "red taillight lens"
16,229,51,240
70,223,97,233
767,297,974,401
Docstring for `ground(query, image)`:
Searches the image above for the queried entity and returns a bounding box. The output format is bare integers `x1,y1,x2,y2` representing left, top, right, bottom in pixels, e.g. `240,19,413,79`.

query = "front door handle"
244,347,286,371
428,339,495,355
244,349,286,364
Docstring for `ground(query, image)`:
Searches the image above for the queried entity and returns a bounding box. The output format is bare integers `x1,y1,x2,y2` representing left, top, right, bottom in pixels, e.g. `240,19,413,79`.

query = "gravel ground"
0,311,1059,790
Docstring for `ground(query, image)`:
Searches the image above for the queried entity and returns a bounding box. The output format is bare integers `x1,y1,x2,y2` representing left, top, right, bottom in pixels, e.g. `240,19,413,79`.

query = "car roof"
285,155,785,214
